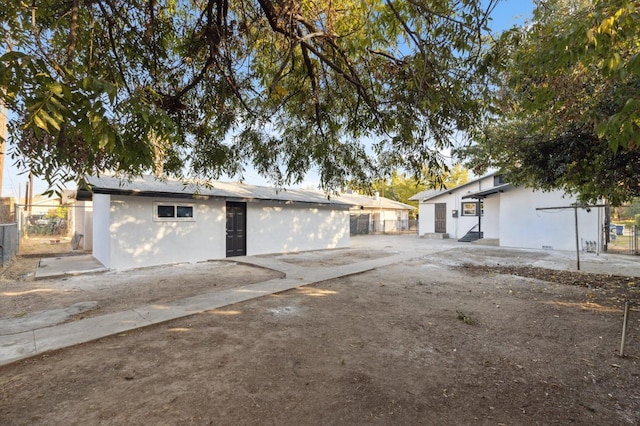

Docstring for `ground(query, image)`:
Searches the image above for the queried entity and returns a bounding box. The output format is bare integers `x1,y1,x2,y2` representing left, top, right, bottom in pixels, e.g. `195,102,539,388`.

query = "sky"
1,0,536,200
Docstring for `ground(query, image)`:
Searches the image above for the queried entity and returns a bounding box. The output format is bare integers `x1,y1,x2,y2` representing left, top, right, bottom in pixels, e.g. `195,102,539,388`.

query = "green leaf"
32,113,49,132
38,109,61,131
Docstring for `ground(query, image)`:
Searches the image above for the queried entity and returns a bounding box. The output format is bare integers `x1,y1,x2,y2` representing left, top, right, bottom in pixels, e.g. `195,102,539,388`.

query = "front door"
435,203,446,233
226,202,246,257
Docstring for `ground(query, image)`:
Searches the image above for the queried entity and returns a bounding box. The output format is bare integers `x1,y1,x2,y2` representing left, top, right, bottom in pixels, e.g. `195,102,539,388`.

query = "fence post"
0,225,4,265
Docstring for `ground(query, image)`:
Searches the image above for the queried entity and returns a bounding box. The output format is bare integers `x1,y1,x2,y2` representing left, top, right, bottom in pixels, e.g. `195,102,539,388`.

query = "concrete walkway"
0,238,447,367
2,235,639,367
34,255,107,279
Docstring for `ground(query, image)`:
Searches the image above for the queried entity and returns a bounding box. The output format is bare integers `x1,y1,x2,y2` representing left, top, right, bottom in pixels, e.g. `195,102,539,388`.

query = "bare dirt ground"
0,257,283,320
1,245,640,425
18,236,77,257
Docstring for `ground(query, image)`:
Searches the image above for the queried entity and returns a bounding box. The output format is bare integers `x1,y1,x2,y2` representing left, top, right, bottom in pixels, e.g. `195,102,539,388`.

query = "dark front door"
226,202,246,257
435,203,447,233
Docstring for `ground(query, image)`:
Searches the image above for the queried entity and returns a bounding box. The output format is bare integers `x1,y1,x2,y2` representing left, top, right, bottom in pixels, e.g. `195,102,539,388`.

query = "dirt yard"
1,245,639,425
0,258,283,320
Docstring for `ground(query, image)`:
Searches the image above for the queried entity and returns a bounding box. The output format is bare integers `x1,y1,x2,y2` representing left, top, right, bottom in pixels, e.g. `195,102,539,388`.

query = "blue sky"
2,0,536,199
488,0,535,32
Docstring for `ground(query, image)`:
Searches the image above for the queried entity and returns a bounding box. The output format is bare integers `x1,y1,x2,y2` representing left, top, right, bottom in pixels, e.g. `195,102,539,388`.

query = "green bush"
635,214,640,227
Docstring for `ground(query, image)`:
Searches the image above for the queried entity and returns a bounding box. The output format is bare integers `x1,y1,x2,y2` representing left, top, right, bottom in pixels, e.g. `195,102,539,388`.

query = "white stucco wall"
418,203,435,234
94,195,350,270
416,178,601,250
83,210,93,251
92,194,111,268
481,196,500,239
499,188,600,251
417,176,498,239
72,201,93,250
419,193,484,239
246,202,350,255
106,195,226,270
71,202,83,239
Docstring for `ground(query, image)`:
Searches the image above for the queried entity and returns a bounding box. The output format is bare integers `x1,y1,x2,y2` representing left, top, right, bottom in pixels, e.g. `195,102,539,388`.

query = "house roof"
407,188,446,202
461,183,512,200
79,175,352,208
408,172,499,202
334,192,415,211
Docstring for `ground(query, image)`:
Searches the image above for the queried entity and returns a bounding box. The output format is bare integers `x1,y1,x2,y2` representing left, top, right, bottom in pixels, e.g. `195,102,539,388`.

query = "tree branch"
66,0,79,69
98,1,132,95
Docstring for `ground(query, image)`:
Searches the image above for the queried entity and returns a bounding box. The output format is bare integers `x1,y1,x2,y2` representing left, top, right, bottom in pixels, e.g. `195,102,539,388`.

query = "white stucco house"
76,175,352,270
409,173,606,252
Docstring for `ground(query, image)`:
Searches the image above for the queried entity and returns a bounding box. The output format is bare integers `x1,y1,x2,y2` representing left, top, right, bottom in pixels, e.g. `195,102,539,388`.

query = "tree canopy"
0,0,498,191
347,163,468,218
457,0,640,206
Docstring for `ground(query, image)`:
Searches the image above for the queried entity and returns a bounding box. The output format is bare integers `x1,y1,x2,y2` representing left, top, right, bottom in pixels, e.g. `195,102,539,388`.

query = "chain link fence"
350,215,417,235
19,205,70,238
607,224,639,255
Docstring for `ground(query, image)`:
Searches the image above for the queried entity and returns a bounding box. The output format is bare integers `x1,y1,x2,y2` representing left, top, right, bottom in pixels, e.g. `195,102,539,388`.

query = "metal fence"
19,206,70,238
607,225,639,255
350,215,418,235
632,226,639,255
0,223,18,265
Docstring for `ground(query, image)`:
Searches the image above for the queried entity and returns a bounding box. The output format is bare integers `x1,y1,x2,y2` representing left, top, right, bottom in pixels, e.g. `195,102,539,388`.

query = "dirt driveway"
1,237,639,425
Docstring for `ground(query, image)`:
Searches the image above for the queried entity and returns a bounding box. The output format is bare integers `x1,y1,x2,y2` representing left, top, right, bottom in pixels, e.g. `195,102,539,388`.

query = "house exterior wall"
246,202,349,255
72,200,93,250
93,194,349,270
415,181,602,251
83,209,94,251
92,194,111,268
105,195,226,270
417,176,498,239
418,203,435,234
419,192,483,239
482,196,500,239
499,187,600,251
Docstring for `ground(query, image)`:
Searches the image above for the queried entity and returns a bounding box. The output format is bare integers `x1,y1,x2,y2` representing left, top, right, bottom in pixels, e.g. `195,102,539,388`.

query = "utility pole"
27,171,33,212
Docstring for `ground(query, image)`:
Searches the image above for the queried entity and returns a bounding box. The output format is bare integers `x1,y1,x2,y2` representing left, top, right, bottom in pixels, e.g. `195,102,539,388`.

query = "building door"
435,203,447,233
226,202,246,257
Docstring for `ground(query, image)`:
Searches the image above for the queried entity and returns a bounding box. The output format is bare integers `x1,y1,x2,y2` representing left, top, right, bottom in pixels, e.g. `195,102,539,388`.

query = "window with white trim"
461,201,483,216
154,203,195,221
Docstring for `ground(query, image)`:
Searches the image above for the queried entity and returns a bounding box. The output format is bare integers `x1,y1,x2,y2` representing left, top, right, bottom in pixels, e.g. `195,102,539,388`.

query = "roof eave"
86,187,350,209
461,184,512,200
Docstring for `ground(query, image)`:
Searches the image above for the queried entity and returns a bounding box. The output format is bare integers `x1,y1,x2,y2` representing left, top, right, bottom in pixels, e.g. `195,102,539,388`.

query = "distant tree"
616,198,640,220
46,205,68,220
354,164,468,218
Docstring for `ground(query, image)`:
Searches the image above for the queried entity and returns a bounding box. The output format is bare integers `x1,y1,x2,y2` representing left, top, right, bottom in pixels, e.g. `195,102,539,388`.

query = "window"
493,174,505,186
461,202,483,216
154,203,194,221
176,206,193,218
157,205,175,218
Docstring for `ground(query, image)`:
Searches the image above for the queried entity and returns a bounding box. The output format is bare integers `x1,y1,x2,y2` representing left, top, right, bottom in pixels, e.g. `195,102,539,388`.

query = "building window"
154,203,194,221
157,205,175,218
176,206,194,218
493,174,505,186
461,202,483,216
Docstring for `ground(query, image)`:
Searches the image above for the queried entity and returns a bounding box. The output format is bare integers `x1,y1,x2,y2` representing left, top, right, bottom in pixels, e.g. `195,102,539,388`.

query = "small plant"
456,310,475,325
